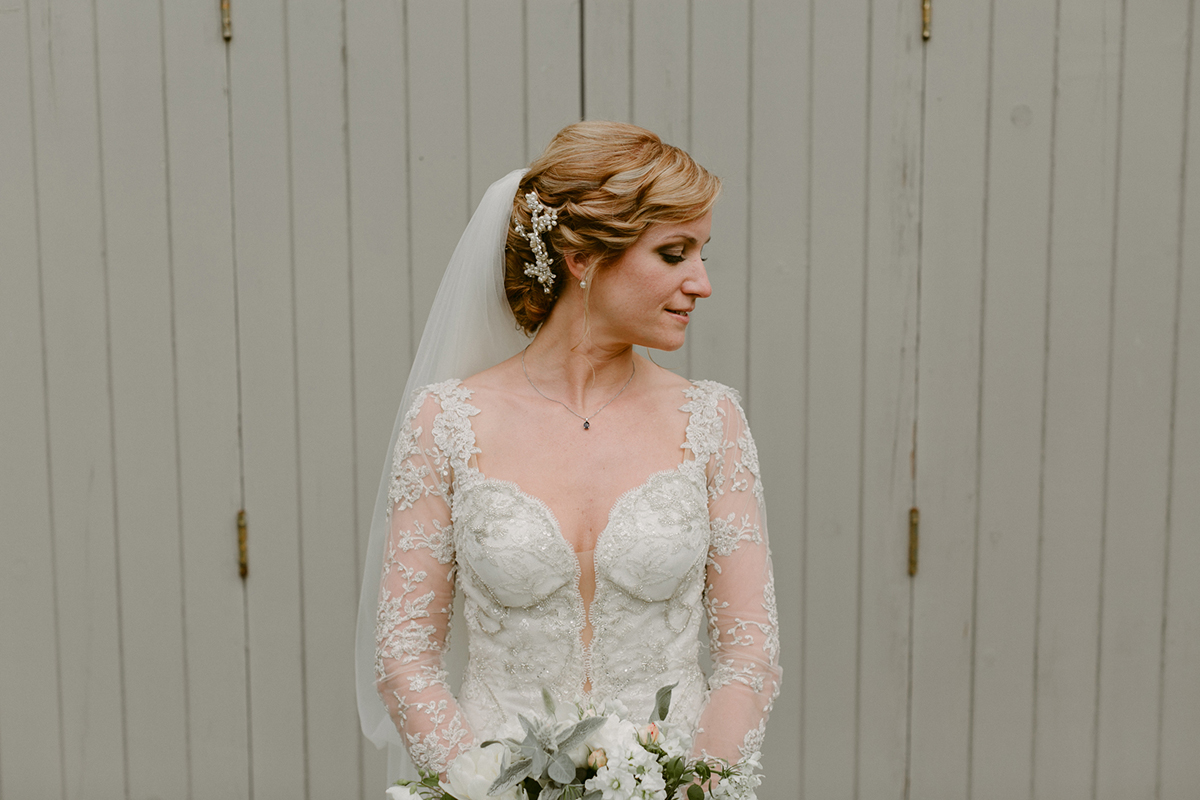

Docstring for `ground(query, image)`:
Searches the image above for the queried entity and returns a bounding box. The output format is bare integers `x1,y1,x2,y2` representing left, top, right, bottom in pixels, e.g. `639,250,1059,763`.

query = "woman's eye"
661,252,685,264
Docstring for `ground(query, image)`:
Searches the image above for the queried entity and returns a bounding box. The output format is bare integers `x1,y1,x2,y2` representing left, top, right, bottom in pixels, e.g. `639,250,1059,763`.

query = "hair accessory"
522,346,634,431
514,191,560,293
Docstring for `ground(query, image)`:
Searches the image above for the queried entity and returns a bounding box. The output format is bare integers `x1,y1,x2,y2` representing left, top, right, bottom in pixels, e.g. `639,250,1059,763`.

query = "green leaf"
650,683,677,723
581,791,603,800
560,786,584,800
489,757,533,795
519,715,538,740
556,716,607,752
531,745,549,778
695,761,711,782
549,750,576,784
542,687,557,716
540,787,564,800
686,784,706,800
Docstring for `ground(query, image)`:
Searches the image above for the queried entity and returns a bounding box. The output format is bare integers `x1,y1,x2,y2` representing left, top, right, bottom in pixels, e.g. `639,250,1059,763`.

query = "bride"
356,121,780,794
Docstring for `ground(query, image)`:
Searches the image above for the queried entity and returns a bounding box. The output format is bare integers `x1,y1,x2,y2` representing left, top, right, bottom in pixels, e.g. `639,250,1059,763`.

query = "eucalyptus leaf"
556,715,606,752
650,683,677,723
549,750,576,784
489,758,533,795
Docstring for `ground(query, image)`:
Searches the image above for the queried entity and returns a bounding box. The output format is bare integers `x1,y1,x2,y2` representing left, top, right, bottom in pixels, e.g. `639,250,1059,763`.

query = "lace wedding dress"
374,377,780,778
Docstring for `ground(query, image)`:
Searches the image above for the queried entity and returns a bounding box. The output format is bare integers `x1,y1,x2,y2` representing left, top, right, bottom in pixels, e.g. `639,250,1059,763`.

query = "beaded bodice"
374,379,780,778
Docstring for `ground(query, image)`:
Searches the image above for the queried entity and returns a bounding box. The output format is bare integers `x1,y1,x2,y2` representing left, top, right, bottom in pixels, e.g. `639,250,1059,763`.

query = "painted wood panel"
26,1,128,796
970,0,1056,797
747,4,809,797
286,2,364,795
1160,8,1200,796
160,2,249,796
0,4,64,796
803,0,870,795
345,0,414,792
227,1,308,797
467,0,526,203
909,0,991,794
526,0,582,161
857,0,924,796
1033,1,1121,796
583,0,632,122
94,1,190,796
1095,1,1190,797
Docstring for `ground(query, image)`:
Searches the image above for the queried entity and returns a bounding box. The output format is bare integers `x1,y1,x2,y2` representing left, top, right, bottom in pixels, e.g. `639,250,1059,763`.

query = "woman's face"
588,211,713,352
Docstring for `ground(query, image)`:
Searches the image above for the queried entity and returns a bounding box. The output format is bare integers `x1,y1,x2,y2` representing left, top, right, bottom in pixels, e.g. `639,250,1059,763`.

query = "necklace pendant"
583,420,590,430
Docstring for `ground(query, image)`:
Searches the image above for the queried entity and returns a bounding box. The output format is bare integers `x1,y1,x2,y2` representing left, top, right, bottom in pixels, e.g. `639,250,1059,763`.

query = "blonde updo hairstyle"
505,121,721,335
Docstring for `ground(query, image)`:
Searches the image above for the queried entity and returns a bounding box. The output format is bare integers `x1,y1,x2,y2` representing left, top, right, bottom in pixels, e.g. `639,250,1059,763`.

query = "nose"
686,257,712,298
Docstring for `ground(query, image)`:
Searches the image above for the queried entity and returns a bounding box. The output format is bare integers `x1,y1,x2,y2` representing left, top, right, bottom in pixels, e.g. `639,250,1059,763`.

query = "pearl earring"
579,279,587,289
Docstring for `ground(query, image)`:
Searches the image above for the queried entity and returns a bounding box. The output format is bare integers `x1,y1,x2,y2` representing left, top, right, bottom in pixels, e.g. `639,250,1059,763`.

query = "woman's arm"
375,391,474,776
693,391,781,766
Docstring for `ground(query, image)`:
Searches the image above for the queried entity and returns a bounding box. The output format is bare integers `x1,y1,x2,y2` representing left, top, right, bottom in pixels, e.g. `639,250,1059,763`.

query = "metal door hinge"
237,509,248,579
908,507,919,576
221,0,232,41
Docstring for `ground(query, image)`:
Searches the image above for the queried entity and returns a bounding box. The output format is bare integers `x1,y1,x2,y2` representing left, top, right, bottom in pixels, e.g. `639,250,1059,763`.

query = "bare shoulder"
460,353,527,410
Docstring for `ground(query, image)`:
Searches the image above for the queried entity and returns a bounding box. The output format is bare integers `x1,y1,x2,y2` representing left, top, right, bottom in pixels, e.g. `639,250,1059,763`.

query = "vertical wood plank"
1096,1,1190,797
858,0,924,796
468,0,525,202
910,0,991,794
160,3,249,796
0,3,64,796
631,0,690,374
747,1,809,795
525,0,581,160
689,0,750,395
26,0,127,795
407,0,470,320
287,2,363,796
345,0,413,792
94,1,190,796
970,0,1055,797
583,0,631,122
803,0,869,795
1160,8,1200,797
227,1,307,797
1033,0,1121,796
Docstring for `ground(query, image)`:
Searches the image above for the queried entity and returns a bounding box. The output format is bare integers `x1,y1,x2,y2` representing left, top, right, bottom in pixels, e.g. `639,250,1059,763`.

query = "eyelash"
661,253,707,264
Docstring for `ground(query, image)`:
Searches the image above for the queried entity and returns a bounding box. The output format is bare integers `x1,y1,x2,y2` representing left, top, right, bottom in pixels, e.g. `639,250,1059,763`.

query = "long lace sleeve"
693,390,781,766
375,390,474,775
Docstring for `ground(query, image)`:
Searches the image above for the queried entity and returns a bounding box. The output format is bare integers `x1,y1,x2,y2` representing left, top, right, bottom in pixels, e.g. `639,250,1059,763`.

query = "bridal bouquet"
388,686,760,800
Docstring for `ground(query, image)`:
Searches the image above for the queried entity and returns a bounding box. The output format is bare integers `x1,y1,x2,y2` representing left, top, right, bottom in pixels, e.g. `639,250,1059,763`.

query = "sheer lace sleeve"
375,387,474,776
693,388,781,766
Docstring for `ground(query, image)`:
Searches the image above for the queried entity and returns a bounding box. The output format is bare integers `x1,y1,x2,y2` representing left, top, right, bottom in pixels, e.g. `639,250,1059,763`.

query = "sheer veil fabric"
355,169,531,779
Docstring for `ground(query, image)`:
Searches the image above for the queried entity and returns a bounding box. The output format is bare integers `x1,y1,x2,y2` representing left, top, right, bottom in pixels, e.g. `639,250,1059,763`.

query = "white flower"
385,785,422,800
441,743,521,800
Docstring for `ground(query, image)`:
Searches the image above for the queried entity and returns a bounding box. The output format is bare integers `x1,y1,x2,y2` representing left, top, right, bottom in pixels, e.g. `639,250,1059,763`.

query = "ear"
563,251,592,282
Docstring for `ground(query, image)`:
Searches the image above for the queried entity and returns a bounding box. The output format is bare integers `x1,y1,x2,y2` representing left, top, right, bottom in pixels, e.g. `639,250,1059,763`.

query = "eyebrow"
657,235,712,247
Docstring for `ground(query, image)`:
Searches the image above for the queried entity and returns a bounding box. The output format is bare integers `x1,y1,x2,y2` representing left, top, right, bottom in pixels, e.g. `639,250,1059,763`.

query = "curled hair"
505,121,721,334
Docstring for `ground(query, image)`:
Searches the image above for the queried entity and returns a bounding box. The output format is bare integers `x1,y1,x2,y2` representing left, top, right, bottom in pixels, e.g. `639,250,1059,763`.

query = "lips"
667,308,691,318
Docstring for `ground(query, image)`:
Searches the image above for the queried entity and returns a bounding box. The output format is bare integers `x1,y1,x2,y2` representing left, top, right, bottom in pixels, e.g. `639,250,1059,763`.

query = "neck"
522,302,635,409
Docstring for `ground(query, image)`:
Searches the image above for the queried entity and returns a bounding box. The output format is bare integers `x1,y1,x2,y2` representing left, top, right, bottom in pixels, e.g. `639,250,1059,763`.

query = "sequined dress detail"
374,379,780,777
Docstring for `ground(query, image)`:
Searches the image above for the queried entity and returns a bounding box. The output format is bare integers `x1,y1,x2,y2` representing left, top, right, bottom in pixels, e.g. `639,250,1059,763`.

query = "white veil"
355,168,532,778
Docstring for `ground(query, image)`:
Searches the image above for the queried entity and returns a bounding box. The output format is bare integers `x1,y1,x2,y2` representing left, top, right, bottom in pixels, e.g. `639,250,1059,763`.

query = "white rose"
441,743,521,800
385,785,422,800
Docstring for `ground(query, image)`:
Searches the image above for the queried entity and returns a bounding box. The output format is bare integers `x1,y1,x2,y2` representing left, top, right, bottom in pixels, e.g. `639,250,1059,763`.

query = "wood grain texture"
583,0,631,122
747,2,809,796
0,4,64,796
803,0,869,795
1033,1,1121,797
858,0,923,796
345,1,413,791
1160,7,1200,795
909,0,991,793
468,0,526,204
525,0,581,161
227,0,307,796
286,1,363,795
161,2,249,795
26,0,127,795
1096,1,1190,797
94,1,190,795
970,0,1056,797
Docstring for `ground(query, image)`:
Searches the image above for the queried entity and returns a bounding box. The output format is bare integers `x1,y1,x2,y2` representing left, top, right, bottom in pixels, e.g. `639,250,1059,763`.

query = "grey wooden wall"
1,1,1197,800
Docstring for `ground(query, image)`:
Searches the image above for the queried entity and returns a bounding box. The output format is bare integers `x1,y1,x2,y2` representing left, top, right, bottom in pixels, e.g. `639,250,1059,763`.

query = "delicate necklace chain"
521,347,635,431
